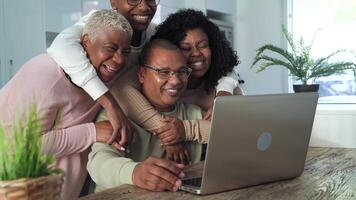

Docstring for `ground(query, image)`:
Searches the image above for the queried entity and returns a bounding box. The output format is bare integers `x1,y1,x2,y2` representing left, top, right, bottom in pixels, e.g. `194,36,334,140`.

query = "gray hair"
83,9,133,42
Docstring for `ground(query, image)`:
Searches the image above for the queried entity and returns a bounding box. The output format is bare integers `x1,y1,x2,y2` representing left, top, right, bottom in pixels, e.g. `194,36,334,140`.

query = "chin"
163,98,179,106
133,23,149,32
192,72,205,79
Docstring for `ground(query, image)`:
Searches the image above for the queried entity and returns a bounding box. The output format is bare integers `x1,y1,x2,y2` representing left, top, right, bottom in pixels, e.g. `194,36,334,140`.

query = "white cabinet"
0,0,46,87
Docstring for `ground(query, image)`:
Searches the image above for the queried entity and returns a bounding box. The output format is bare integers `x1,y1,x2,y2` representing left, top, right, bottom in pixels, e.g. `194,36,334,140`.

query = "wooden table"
80,148,356,200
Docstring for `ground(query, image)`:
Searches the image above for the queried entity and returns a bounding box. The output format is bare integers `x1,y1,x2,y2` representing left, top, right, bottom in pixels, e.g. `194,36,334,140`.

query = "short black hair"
151,9,240,92
139,39,180,66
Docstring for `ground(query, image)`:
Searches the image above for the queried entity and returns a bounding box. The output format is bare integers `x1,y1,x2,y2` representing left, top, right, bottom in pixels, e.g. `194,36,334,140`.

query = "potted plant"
0,106,63,200
251,25,356,92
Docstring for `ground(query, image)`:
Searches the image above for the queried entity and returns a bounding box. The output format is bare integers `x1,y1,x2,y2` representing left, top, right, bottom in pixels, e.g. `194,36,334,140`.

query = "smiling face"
110,0,157,33
138,46,188,112
179,28,212,79
82,29,131,82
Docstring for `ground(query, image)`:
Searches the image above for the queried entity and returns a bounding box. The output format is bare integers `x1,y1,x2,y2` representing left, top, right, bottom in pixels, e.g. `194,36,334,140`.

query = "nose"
190,46,203,57
137,0,150,11
167,73,183,85
112,51,126,67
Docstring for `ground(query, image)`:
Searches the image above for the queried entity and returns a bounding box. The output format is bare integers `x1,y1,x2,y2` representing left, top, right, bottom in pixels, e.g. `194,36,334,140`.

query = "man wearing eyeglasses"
87,39,203,193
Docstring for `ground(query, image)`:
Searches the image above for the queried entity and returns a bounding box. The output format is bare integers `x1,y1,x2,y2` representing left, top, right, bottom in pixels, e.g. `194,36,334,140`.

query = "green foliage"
0,106,59,181
251,25,356,85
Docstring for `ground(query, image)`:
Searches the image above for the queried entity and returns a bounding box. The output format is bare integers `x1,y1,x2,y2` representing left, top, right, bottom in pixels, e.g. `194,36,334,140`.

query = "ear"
82,34,90,50
110,0,117,10
138,67,146,84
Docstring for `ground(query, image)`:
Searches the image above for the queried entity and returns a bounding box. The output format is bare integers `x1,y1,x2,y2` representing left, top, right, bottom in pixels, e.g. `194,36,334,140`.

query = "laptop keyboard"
183,177,202,187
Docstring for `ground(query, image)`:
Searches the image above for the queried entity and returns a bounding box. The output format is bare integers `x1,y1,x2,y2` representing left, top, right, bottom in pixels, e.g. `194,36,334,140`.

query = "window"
292,0,356,103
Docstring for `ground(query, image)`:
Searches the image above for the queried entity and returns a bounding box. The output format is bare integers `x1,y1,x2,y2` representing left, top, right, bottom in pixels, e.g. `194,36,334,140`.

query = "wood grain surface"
80,148,356,200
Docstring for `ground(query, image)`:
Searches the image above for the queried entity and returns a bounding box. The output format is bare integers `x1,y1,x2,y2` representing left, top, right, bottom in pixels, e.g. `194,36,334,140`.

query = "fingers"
183,148,191,165
149,157,184,176
107,127,118,144
148,165,181,189
172,152,179,163
118,128,127,147
133,158,184,192
161,134,177,145
111,142,123,151
160,115,175,122
154,124,171,135
203,109,212,120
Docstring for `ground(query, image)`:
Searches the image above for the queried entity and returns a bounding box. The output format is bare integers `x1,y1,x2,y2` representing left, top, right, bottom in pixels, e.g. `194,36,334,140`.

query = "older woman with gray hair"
0,10,132,200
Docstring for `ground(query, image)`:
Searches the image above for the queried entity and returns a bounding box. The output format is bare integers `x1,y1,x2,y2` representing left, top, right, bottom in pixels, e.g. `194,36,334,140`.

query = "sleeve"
47,10,108,100
111,84,165,131
216,66,240,94
109,84,210,142
42,123,97,158
87,142,138,189
181,104,210,144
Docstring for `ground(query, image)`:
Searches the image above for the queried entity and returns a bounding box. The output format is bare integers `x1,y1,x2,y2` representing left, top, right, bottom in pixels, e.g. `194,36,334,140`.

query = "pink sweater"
0,54,101,200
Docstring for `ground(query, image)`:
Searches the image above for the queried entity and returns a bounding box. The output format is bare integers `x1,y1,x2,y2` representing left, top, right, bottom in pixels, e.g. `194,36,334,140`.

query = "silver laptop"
180,92,319,195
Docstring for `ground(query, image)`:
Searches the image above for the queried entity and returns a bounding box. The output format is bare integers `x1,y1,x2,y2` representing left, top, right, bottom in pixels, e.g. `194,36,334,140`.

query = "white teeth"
190,61,203,66
133,15,149,23
166,89,179,95
104,64,118,73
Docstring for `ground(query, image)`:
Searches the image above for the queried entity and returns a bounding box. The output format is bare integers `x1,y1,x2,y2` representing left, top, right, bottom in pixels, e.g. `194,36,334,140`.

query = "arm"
42,123,96,158
47,10,108,99
47,11,132,148
87,143,184,191
87,142,137,189
216,66,244,95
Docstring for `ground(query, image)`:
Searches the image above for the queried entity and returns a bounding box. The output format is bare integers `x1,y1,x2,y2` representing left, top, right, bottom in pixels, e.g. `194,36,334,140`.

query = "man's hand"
132,156,185,192
203,91,232,120
154,115,185,145
97,91,132,151
94,120,122,150
165,143,191,165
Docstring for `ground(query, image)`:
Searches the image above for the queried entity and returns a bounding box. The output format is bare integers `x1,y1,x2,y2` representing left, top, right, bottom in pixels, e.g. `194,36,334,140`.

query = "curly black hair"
151,9,240,93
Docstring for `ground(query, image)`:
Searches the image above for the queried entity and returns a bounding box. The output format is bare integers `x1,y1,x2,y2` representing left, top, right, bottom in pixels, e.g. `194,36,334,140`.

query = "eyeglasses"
127,0,160,6
143,64,192,79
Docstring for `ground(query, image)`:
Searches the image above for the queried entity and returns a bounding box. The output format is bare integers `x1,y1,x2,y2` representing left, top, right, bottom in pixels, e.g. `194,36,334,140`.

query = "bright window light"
293,0,356,103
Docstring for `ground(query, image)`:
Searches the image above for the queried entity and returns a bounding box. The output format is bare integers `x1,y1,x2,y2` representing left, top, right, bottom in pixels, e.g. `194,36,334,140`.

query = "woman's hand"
154,115,185,145
97,92,133,151
94,120,123,150
165,143,191,165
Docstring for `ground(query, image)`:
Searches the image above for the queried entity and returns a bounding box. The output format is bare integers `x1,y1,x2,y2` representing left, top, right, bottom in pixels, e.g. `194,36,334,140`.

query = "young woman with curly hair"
152,9,241,95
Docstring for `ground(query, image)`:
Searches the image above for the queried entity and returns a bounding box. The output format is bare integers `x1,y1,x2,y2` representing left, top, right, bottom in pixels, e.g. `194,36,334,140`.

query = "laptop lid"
198,92,318,194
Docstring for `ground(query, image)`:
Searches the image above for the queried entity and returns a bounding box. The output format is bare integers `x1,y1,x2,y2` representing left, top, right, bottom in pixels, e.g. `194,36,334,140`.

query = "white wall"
1,0,46,86
235,0,289,95
45,0,82,33
207,0,235,14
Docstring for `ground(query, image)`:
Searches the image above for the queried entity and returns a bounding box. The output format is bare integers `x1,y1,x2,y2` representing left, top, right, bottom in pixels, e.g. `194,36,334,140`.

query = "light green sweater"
87,102,203,192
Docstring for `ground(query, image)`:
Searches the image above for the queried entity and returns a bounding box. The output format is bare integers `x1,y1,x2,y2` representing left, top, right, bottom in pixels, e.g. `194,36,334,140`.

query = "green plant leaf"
0,105,58,181
251,24,356,83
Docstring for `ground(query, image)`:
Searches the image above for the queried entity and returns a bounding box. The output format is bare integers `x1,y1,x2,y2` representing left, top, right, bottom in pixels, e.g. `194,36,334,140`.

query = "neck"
131,30,143,47
188,78,203,89
155,104,175,112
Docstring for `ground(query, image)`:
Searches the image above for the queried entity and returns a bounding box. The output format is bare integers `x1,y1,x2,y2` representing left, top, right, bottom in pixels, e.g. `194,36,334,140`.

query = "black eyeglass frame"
143,64,192,79
126,0,160,6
